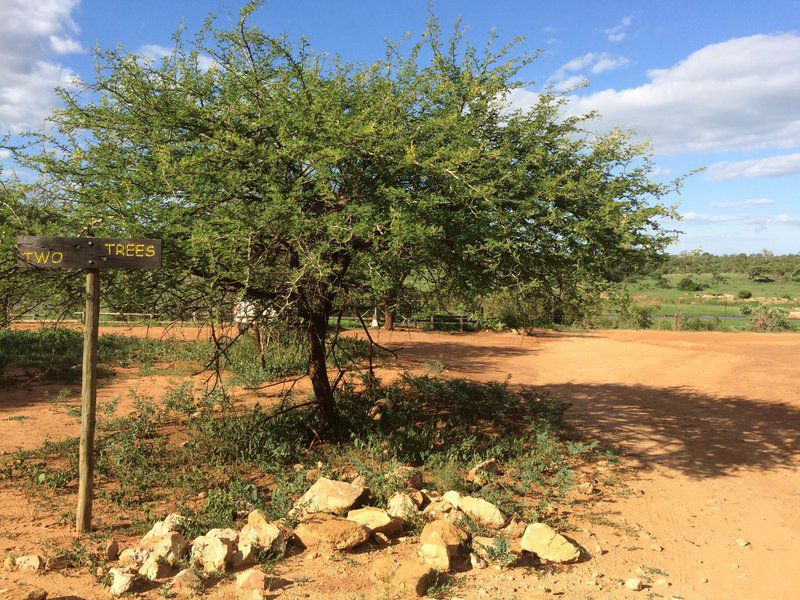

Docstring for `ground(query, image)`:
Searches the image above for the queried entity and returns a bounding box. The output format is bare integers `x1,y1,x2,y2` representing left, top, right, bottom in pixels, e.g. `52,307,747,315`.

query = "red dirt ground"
1,328,798,599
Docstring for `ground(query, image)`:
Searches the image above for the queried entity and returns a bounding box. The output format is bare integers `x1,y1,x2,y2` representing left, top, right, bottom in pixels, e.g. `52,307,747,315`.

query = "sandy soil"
1,328,798,599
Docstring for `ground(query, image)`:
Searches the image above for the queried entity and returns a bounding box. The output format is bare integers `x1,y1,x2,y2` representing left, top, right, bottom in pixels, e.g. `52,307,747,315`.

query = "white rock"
109,567,137,596
519,523,580,563
387,492,419,519
457,496,506,529
289,477,365,518
142,513,186,543
625,578,643,591
190,529,238,573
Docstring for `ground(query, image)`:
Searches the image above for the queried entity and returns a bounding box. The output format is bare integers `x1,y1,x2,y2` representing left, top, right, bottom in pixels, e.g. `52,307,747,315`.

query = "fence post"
76,268,100,533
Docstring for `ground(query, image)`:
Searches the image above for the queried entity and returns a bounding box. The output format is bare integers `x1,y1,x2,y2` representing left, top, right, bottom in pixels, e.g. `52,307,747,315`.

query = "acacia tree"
8,5,677,430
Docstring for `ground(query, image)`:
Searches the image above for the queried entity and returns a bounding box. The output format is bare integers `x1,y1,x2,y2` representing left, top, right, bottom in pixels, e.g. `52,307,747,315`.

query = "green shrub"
676,276,706,292
737,289,753,299
0,328,84,380
740,305,791,332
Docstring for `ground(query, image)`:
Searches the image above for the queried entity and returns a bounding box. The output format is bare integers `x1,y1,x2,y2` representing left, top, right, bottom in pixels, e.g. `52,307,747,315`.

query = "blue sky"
2,0,799,254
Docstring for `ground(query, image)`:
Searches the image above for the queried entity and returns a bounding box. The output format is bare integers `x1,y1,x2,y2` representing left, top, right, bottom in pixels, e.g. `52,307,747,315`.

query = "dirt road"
1,328,798,599
377,328,800,600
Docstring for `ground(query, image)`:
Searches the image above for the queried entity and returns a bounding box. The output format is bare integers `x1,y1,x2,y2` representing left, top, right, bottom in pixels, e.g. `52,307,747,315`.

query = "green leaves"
3,6,678,417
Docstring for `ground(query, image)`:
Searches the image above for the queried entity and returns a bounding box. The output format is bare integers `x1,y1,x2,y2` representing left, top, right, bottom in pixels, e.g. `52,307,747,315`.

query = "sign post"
17,236,162,533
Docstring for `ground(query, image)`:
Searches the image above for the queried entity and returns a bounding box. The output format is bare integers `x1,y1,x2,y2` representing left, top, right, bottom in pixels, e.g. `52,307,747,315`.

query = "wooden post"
76,268,100,533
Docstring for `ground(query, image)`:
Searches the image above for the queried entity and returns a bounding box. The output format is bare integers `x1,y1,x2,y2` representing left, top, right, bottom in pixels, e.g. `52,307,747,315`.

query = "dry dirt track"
377,328,800,600
1,327,798,599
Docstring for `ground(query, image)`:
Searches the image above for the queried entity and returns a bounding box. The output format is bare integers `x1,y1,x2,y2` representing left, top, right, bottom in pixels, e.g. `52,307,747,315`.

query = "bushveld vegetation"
1,1,679,431
1,362,611,550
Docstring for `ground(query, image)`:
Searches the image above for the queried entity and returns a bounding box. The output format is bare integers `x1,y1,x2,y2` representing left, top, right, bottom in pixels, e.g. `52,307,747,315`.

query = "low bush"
4,372,601,534
676,276,707,292
741,305,791,332
737,289,753,299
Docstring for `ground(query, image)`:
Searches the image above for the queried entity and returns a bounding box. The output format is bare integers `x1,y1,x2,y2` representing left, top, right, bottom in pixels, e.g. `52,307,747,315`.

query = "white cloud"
591,55,630,74
680,211,800,228
549,52,629,92
0,0,81,134
139,44,173,61
139,44,217,72
707,152,800,180
603,16,632,43
776,214,800,226
50,34,83,54
710,198,776,209
545,33,800,155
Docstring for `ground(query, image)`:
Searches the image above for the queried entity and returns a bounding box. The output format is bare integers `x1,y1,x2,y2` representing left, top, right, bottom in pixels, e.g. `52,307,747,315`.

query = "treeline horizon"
653,251,800,278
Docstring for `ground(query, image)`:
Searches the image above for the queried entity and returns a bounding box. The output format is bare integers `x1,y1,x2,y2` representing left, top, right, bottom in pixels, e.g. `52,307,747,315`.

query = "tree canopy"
3,4,677,430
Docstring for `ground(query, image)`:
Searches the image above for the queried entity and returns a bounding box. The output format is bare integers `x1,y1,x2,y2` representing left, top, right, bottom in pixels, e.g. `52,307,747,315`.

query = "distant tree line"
657,252,800,282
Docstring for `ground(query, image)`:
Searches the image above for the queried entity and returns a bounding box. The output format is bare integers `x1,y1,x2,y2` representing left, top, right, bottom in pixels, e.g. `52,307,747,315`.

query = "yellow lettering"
51,251,63,264
104,243,115,254
145,245,155,257
126,243,135,256
115,244,125,256
33,251,50,264
135,244,144,257
23,251,33,262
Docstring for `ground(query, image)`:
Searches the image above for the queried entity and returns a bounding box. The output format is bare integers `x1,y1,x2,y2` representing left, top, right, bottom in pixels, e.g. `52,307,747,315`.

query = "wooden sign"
16,236,161,270
17,234,161,534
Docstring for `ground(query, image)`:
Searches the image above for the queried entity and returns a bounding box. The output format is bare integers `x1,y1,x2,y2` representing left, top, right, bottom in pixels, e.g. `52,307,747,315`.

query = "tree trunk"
306,311,338,431
252,325,266,369
0,295,9,329
383,303,395,331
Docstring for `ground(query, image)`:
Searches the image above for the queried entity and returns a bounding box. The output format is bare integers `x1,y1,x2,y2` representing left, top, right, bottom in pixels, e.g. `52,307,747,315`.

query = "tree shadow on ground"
541,382,800,480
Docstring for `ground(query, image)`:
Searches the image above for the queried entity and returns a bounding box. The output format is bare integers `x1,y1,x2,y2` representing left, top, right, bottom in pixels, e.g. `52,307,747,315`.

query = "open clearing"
1,328,798,599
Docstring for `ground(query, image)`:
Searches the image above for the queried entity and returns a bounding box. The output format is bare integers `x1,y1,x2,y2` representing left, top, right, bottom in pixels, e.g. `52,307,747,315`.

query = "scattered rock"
470,552,488,569
502,517,527,539
190,529,238,573
231,538,258,571
442,490,461,506
240,510,286,555
139,555,172,581
736,538,750,547
409,489,427,508
142,531,189,566
294,515,370,551
169,568,203,594
387,492,420,519
519,523,580,564
3,556,15,571
118,547,149,569
235,567,268,591
466,459,499,485
421,499,456,521
625,578,643,591
575,482,598,495
109,567,138,596
418,520,469,571
371,557,440,596
457,497,506,529
142,513,186,543
0,585,48,600
650,543,663,552
471,536,499,561
14,556,44,573
346,507,405,536
289,477,365,519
